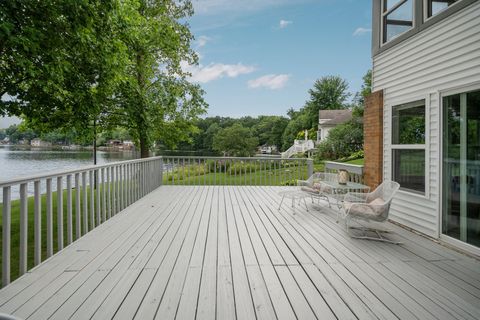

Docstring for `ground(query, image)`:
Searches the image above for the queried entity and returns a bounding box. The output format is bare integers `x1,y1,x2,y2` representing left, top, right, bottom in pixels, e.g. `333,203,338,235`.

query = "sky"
1,0,372,127
186,0,373,117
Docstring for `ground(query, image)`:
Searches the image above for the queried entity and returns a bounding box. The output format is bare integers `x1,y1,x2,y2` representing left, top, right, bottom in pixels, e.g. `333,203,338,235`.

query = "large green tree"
212,124,259,157
304,75,350,128
0,0,128,138
110,0,207,157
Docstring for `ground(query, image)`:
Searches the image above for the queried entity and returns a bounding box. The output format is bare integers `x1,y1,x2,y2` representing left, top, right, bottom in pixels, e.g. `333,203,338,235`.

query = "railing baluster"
57,176,64,251
113,166,120,214
75,173,81,239
89,170,94,228
102,168,107,222
127,164,131,206
118,165,123,211
67,175,73,245
82,172,88,233
19,183,28,276
2,186,11,286
34,180,42,264
46,178,53,257
107,167,112,219
111,166,116,215
96,170,100,225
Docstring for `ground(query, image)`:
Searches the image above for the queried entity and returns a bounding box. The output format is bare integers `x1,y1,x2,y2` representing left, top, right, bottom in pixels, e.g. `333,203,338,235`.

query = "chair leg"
345,218,402,245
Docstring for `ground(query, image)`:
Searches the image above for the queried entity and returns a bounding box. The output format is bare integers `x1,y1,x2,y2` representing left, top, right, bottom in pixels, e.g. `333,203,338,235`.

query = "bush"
316,120,363,160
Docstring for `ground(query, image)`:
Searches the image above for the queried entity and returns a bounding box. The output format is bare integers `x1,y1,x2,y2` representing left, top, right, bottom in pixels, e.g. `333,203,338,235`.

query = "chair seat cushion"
345,197,386,219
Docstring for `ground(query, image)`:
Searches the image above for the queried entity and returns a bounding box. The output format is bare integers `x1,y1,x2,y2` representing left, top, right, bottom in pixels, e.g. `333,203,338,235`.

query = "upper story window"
426,0,459,18
382,0,414,43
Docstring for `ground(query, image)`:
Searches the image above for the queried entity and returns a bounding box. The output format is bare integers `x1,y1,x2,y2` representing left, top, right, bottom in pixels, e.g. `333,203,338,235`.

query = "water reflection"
0,145,139,199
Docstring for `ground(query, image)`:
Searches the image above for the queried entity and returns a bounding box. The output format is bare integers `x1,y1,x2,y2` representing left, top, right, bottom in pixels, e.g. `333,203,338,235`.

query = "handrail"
0,156,163,188
324,161,364,183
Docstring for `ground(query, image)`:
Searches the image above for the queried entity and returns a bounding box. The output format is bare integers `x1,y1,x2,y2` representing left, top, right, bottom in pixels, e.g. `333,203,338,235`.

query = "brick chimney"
364,90,384,189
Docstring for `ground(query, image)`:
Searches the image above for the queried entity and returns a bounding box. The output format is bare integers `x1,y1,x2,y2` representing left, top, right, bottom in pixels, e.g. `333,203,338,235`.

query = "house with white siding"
368,0,480,254
316,109,352,143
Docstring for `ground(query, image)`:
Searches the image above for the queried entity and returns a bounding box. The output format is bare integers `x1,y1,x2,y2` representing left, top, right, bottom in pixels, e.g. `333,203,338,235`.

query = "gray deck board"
0,185,479,320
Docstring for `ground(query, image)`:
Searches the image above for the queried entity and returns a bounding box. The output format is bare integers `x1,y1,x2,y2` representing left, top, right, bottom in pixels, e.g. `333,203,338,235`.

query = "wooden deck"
0,186,479,320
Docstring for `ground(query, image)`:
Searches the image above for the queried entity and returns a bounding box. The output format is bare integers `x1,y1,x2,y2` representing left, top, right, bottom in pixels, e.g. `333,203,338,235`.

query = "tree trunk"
140,136,149,158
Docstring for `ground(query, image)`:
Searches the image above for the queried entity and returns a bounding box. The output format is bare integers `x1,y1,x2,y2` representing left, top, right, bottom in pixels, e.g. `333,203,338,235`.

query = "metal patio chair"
298,172,338,207
342,181,401,244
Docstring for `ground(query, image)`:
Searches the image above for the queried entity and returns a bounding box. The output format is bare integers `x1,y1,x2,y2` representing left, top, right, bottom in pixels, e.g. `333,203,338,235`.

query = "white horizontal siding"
373,1,480,238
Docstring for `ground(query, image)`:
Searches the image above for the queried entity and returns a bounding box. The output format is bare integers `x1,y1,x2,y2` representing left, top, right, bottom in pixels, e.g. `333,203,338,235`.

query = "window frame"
391,99,427,195
424,0,461,21
381,0,415,44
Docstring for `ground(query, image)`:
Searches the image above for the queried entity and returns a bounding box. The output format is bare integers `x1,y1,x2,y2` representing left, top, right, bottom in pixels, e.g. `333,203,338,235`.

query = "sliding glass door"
442,89,480,247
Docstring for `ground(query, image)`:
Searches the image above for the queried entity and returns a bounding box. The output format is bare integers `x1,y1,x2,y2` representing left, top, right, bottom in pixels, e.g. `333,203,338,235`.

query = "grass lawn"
0,182,125,283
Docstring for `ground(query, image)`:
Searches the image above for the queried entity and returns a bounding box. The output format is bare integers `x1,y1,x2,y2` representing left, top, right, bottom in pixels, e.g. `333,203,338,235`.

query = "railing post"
75,173,81,239
2,186,11,286
46,178,53,257
57,176,64,251
34,180,42,264
159,158,164,187
66,175,73,245
307,158,314,179
19,183,28,276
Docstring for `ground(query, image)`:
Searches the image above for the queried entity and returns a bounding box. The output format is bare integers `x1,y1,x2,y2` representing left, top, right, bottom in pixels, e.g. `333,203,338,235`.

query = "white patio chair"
342,181,401,244
298,172,338,207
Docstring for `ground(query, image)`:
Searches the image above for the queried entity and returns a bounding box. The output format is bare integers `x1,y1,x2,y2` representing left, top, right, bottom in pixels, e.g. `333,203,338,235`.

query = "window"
382,0,413,43
426,0,459,18
442,89,480,247
392,101,426,193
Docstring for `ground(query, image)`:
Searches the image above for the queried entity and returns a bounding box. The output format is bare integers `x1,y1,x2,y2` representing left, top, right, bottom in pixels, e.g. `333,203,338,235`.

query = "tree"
1,1,128,137
305,76,350,128
281,112,310,151
352,69,372,111
110,0,207,157
253,116,289,149
212,124,259,157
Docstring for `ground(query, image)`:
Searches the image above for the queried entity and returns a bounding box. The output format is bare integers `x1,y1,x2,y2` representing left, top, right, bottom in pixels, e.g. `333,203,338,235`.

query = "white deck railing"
0,156,163,287
162,156,313,186
324,161,364,183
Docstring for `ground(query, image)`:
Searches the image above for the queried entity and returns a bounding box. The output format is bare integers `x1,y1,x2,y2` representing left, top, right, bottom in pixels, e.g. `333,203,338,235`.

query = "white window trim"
381,0,415,45
391,99,428,196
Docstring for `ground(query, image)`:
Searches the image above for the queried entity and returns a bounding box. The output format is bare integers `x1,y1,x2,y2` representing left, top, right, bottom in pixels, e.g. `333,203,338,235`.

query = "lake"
0,145,139,182
0,145,139,200
0,145,218,200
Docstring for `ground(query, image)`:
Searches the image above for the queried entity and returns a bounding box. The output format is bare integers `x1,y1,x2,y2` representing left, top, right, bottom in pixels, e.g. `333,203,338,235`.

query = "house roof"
318,109,352,125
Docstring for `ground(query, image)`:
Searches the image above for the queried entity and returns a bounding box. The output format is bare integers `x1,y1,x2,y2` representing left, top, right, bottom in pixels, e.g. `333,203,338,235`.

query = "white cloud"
182,62,256,83
353,27,372,36
248,74,290,90
279,20,293,29
196,35,211,48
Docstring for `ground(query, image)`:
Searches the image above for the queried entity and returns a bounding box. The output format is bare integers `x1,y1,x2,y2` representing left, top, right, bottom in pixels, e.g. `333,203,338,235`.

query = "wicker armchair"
298,172,338,207
342,181,401,244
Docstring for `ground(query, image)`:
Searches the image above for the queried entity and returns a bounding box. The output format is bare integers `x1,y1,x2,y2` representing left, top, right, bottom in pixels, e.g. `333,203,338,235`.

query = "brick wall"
364,90,384,189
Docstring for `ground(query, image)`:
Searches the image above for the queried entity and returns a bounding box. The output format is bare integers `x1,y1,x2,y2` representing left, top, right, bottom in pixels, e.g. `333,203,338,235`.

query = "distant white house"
30,138,52,147
317,109,352,143
258,144,277,154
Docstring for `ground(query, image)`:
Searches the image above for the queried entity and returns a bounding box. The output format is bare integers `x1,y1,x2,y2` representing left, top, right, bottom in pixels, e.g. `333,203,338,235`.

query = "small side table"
278,190,310,212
